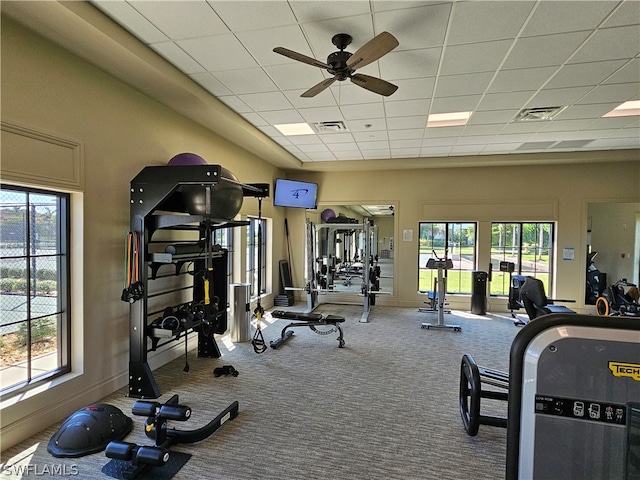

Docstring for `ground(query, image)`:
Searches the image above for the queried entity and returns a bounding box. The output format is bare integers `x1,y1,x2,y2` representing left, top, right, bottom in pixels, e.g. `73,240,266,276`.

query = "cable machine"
127,164,268,398
303,218,387,323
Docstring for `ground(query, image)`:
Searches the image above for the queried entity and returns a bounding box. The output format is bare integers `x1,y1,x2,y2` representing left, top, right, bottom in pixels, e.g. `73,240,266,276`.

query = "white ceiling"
87,1,638,164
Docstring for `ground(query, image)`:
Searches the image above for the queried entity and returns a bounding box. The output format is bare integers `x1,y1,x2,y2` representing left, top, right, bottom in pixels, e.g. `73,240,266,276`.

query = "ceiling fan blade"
350,74,398,96
273,47,330,69
346,31,399,71
301,77,337,97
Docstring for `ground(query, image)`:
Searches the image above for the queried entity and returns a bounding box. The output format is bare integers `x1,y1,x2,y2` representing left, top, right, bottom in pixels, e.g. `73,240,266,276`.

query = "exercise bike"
595,278,640,317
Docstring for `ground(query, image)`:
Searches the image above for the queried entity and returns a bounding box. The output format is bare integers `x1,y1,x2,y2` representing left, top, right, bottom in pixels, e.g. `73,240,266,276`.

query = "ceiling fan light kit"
273,31,399,98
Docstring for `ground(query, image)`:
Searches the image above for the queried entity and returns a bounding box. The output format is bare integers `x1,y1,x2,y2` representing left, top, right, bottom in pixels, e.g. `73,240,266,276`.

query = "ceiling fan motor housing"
327,51,353,79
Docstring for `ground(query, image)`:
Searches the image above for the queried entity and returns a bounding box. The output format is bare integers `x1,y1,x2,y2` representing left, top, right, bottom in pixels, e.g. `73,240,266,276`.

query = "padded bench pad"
271,310,345,323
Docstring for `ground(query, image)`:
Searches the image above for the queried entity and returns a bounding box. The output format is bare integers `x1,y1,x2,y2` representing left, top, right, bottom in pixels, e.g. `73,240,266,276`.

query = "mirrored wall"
309,204,395,295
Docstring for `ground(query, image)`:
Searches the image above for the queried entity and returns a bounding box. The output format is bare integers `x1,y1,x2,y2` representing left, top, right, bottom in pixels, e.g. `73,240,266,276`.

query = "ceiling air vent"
514,106,566,122
313,121,349,133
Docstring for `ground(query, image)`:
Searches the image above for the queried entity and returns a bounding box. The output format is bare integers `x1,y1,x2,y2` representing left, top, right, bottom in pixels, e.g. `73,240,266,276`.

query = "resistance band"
251,197,267,354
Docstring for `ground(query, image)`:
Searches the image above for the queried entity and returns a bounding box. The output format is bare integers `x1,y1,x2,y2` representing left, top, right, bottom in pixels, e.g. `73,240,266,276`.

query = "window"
213,227,233,297
246,217,266,298
490,222,555,295
0,185,71,394
418,222,477,294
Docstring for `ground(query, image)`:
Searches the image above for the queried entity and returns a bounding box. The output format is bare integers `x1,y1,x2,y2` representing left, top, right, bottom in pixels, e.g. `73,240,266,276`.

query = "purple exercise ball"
167,152,208,166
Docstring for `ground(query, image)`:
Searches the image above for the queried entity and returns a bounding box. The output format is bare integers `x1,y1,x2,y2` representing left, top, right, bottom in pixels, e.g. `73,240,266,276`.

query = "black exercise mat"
101,451,191,480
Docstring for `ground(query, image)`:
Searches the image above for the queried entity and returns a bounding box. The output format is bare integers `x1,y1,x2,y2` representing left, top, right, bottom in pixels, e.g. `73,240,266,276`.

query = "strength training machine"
459,313,640,480
126,162,268,398
103,395,238,480
298,218,387,323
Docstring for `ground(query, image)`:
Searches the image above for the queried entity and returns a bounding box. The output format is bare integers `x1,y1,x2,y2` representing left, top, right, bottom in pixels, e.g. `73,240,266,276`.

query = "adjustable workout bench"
269,310,346,349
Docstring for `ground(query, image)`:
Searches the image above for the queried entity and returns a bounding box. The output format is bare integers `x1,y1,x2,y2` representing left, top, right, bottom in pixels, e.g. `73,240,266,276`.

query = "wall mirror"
585,201,639,305
308,204,395,296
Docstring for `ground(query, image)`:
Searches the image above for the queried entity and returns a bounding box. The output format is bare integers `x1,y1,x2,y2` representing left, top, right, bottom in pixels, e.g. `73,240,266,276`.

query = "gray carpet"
1,306,519,479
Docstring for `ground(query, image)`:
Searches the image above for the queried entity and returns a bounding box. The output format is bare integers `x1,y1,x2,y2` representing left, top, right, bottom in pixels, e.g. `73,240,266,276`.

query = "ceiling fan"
273,32,399,98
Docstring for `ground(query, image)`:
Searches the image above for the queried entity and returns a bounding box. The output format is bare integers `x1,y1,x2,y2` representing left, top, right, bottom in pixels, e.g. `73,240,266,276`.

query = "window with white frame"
418,222,477,294
490,222,555,296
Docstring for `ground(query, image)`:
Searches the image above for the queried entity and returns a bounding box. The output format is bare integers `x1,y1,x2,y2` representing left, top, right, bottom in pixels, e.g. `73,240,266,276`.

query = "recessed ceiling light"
603,100,640,118
274,123,315,136
427,111,472,128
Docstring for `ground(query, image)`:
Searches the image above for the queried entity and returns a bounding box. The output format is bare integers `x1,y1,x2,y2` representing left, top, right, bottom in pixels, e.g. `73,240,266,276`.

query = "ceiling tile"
301,14,374,60
357,140,389,149
289,1,372,23
569,25,640,63
522,1,617,37
526,86,593,108
463,124,504,136
283,89,339,109
603,58,640,84
346,118,387,132
385,99,429,117
539,119,596,132
554,103,620,120
477,91,535,112
545,60,628,89
379,48,442,81
210,1,297,31
430,94,481,115
420,146,453,156
327,142,359,151
217,95,252,113
320,133,356,144
240,112,268,126
297,106,344,123
331,82,386,105
385,77,435,101
177,34,257,71
334,150,364,160
424,126,465,138
502,31,590,70
388,129,424,140
215,68,278,95
258,108,304,123
390,138,422,148
289,134,323,145
264,63,326,91
341,103,386,120
93,1,169,43
361,149,392,159
448,1,534,44
577,83,640,105
489,66,559,93
386,116,427,130
440,40,513,76
128,1,229,39
436,72,495,97
237,92,293,112
602,1,640,28
189,72,232,96
467,110,520,125
391,148,421,157
150,42,205,74
374,3,451,50
238,25,311,67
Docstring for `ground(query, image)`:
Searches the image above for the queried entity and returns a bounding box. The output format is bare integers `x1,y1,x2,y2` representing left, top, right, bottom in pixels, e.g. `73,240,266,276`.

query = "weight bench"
269,310,346,349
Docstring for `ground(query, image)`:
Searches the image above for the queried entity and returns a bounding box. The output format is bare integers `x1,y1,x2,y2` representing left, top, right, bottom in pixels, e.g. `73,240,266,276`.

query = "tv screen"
273,178,317,209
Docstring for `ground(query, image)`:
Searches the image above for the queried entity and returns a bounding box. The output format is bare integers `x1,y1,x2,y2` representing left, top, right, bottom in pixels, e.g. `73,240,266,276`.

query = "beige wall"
0,16,286,449
289,162,639,311
2,12,640,452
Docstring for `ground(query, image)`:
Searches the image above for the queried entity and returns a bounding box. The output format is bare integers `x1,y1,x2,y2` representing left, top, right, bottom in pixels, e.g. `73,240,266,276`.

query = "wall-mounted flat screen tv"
273,178,317,209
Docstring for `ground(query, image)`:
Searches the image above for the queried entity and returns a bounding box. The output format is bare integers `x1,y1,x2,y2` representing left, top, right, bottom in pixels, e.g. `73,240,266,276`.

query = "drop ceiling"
5,1,639,170
89,0,640,165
